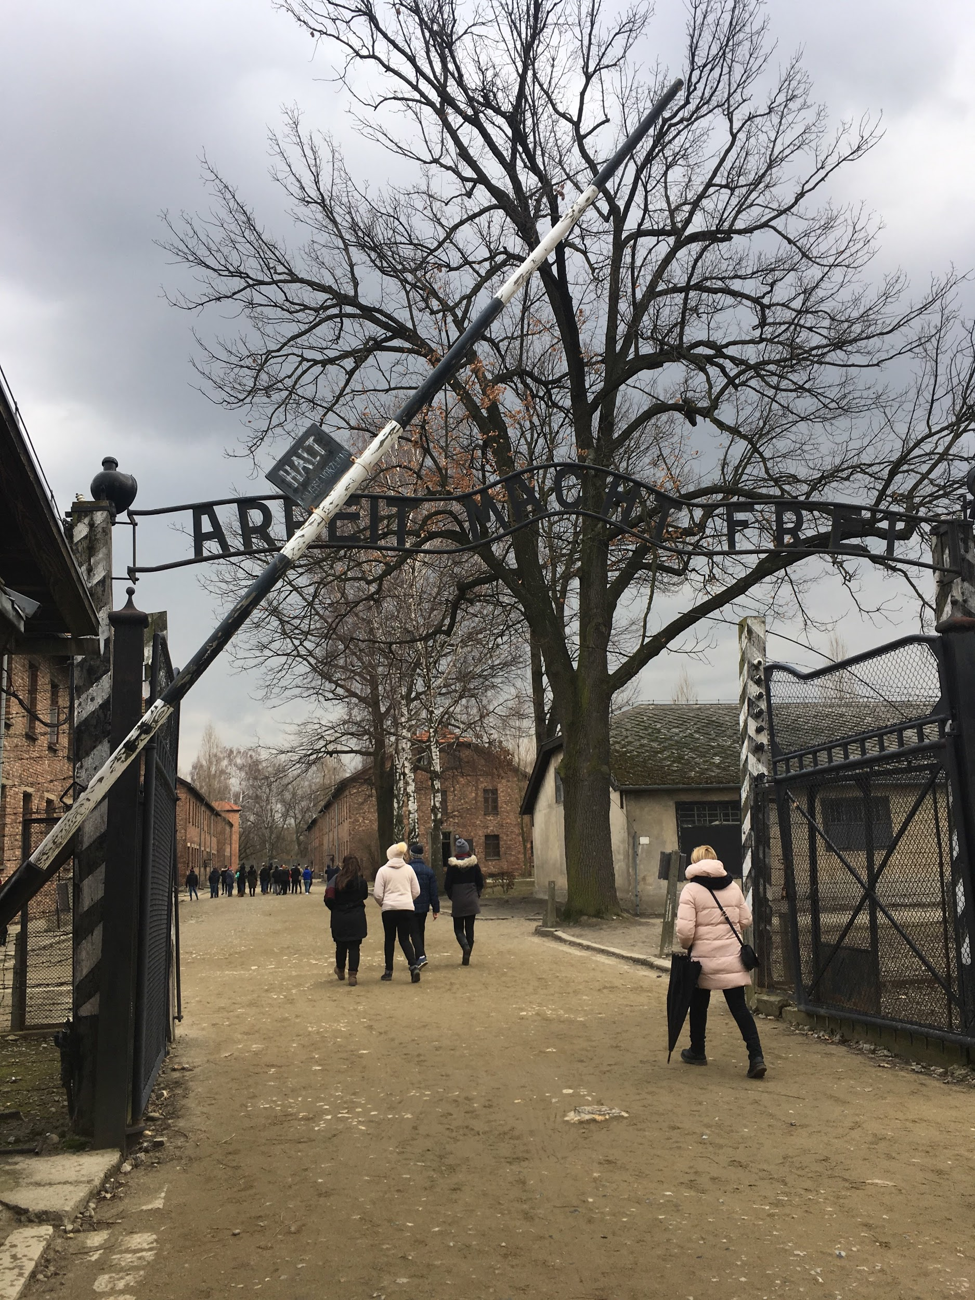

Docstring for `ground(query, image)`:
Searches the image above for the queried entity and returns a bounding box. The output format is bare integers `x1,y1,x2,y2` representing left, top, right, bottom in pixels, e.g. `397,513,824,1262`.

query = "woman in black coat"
444,839,485,966
325,855,368,987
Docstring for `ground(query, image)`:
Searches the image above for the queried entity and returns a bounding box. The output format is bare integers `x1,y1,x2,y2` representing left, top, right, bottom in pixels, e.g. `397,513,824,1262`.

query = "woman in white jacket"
373,842,422,983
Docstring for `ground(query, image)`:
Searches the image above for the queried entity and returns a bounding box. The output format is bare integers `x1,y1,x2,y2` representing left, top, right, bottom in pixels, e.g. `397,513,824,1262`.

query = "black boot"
680,1048,707,1065
747,1053,767,1079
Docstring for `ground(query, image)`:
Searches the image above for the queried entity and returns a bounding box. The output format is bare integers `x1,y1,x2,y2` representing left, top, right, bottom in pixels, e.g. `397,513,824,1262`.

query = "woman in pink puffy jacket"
676,844,766,1078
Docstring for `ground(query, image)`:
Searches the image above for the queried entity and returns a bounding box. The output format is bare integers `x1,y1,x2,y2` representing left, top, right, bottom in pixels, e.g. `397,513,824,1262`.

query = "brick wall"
0,652,73,921
307,742,532,880
176,777,234,883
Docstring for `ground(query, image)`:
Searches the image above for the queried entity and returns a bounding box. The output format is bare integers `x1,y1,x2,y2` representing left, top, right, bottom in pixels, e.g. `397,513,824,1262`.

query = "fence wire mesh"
759,636,973,1041
767,637,944,763
0,817,73,1031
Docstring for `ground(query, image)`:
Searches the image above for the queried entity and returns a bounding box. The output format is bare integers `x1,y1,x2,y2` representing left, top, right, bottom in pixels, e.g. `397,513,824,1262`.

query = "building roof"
520,703,740,815
609,703,740,788
0,367,99,644
177,775,235,826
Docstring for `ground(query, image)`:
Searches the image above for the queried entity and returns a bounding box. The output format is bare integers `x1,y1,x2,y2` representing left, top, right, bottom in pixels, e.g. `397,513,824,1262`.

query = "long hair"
336,854,362,889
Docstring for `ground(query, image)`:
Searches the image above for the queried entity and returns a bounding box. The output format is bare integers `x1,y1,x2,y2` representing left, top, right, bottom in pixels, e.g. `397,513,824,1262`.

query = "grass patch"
0,1034,70,1148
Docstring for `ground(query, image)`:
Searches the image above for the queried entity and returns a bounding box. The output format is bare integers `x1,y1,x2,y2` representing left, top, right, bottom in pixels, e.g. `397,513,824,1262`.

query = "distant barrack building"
176,777,237,880
306,738,532,880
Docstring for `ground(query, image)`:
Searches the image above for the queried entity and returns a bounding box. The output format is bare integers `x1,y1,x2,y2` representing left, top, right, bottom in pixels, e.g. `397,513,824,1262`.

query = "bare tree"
166,0,975,915
188,722,233,803
670,666,699,705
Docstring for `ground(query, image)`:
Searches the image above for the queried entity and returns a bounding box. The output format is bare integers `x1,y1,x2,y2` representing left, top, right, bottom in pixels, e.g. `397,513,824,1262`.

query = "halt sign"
266,424,355,514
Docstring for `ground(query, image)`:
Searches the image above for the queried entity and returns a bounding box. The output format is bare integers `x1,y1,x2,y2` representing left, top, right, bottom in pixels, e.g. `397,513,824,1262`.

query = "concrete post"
658,850,682,956
545,880,557,929
66,500,114,1133
738,617,769,914
931,520,975,623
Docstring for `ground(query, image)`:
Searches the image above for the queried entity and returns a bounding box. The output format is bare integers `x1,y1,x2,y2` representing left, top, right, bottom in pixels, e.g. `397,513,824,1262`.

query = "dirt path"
27,888,975,1300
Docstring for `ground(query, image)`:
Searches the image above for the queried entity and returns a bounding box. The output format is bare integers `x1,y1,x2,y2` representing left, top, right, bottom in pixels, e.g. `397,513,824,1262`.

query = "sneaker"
380,971,393,981
417,955,428,967
747,1055,767,1079
680,1048,708,1066
335,965,346,982
461,950,471,966
348,971,357,987
410,966,421,984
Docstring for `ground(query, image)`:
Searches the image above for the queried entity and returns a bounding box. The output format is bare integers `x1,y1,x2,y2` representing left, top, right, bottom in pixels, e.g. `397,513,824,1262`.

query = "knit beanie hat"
408,843,424,857
455,838,470,855
386,841,408,860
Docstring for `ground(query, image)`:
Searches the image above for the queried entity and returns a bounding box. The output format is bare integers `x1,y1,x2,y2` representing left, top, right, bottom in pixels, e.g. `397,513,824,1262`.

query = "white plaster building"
521,703,741,912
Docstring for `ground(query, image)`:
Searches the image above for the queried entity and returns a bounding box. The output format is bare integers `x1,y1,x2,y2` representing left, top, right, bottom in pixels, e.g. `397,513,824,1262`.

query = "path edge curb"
535,926,671,974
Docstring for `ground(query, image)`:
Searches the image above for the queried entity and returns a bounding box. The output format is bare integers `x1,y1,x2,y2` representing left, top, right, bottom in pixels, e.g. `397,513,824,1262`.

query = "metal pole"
0,78,683,931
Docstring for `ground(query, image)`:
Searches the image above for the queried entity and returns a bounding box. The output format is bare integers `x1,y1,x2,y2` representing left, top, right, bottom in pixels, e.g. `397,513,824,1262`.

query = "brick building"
306,739,532,880
214,801,241,876
0,653,74,900
176,777,236,882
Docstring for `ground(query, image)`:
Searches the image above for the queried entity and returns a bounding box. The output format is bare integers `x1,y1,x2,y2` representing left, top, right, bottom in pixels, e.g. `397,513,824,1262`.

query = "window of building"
483,787,499,815
484,834,501,859
48,681,60,749
676,801,740,827
0,785,6,870
25,663,39,739
821,796,893,851
554,770,564,804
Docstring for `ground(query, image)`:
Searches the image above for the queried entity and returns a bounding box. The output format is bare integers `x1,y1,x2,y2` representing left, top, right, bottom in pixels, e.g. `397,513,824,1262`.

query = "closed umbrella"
666,950,702,1062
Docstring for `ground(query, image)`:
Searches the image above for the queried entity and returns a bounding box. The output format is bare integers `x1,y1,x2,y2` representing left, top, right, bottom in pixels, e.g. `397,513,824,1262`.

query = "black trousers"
453,915,475,950
689,986,762,1058
335,941,361,973
414,911,428,958
382,911,418,970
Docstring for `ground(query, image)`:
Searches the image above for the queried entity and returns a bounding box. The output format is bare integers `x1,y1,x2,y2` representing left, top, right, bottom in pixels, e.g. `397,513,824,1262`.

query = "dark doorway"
676,802,741,876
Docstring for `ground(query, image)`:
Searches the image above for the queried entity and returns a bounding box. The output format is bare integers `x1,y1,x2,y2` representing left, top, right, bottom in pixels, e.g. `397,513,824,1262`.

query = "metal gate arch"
764,628,975,1045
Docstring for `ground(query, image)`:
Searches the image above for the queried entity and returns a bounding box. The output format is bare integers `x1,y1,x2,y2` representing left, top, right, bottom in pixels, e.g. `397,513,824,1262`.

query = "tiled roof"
609,703,740,788
520,703,739,814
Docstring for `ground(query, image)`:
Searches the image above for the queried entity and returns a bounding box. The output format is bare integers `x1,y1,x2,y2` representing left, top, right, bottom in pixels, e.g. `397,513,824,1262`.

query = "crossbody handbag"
703,884,759,972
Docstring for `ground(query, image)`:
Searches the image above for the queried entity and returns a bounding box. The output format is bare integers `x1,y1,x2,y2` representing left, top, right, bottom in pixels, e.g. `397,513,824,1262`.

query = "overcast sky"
2,0,974,765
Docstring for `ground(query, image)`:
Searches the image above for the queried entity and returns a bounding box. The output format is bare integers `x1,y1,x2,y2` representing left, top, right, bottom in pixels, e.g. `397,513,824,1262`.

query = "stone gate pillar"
931,519,975,623
66,499,113,1132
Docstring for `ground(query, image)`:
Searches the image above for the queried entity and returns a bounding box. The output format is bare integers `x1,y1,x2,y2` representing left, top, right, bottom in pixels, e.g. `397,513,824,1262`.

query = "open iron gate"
763,629,975,1045
132,632,180,1118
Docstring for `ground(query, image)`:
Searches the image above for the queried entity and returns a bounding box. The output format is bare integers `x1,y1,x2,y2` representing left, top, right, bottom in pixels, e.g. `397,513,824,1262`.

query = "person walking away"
237,867,246,896
259,863,271,895
676,844,767,1078
186,868,199,900
325,854,368,986
290,864,302,895
444,839,484,965
223,867,234,897
373,841,422,983
208,865,220,898
247,864,258,896
407,843,439,967
302,864,313,894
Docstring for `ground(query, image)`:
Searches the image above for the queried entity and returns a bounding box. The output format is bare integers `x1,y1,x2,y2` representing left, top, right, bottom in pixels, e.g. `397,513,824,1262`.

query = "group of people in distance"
325,839,484,986
184,862,314,899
